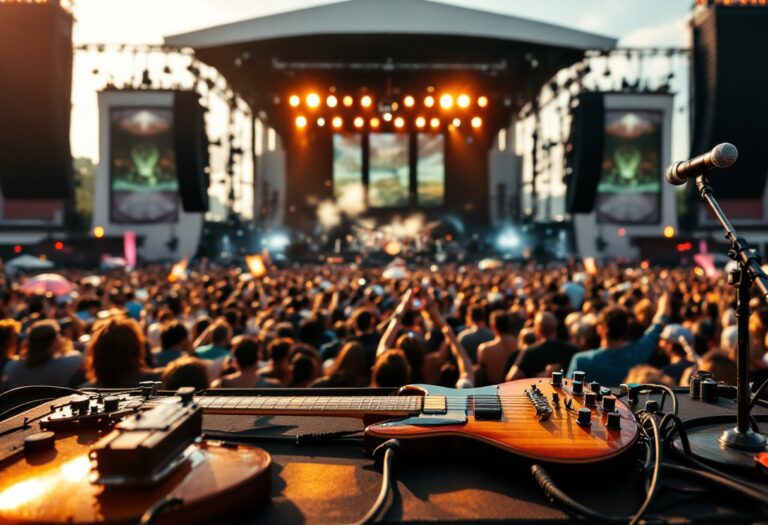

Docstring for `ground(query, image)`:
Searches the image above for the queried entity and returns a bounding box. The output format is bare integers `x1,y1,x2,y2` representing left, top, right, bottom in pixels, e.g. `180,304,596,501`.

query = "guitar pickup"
473,395,502,420
422,396,447,414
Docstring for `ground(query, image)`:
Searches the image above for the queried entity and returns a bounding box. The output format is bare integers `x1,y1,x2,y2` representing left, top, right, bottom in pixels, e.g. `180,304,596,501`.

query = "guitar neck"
197,395,423,419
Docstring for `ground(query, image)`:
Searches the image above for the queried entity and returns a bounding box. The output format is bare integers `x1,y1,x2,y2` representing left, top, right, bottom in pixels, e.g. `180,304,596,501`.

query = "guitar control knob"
606,411,622,430
140,381,156,399
551,371,563,386
701,379,718,403
573,371,585,383
70,395,90,414
602,395,616,411
590,381,601,393
585,392,597,407
577,408,592,427
552,392,560,406
572,380,584,395
24,432,55,456
177,386,195,405
103,396,119,412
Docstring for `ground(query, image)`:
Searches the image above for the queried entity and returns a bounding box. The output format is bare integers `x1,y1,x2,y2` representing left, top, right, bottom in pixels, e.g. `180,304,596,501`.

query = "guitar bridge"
525,385,553,421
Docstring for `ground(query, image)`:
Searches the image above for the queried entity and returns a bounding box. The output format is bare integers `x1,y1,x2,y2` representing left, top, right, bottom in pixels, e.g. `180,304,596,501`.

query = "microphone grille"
712,143,738,168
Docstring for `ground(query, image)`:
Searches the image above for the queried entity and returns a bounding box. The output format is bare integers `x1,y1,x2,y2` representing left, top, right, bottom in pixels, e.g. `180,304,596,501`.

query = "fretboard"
197,395,423,418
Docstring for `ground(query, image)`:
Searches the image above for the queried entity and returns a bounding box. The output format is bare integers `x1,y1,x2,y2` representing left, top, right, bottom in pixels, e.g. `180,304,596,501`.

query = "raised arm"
376,289,412,357
426,296,474,387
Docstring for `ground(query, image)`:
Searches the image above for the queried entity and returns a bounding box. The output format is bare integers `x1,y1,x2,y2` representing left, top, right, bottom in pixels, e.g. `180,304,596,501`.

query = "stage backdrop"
573,93,675,258
93,91,203,262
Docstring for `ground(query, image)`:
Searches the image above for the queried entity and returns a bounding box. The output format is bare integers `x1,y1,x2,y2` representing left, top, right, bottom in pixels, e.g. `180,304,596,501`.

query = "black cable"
662,462,768,508
629,413,662,525
138,496,183,525
348,439,401,525
0,385,86,405
0,397,55,422
750,377,768,411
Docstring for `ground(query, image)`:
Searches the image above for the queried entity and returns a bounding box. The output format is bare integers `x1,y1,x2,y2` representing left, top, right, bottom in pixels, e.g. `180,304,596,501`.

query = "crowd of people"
1,260,768,396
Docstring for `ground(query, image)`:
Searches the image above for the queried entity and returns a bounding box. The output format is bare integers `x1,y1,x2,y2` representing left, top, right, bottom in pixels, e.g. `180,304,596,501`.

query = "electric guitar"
0,376,636,524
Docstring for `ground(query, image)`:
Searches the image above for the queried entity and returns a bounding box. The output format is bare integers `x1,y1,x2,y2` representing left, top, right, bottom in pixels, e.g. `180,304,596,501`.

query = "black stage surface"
197,388,768,524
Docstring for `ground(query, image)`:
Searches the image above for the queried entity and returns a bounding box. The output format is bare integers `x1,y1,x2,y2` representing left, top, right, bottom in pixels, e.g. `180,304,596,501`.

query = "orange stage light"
295,115,308,128
452,118,461,127
404,95,415,108
430,117,440,129
440,94,454,109
457,94,471,108
93,226,105,238
354,116,365,128
663,226,675,239
394,117,405,128
361,95,373,108
415,116,426,128
383,112,393,122
326,95,338,108
288,95,301,107
317,117,326,127
424,95,435,108
342,95,354,107
370,117,381,128
306,93,321,108
471,116,482,128
54,241,64,250
332,116,343,129
477,96,489,108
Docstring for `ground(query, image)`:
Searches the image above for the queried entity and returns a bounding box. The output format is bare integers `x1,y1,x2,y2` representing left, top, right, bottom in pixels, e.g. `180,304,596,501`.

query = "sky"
69,0,693,161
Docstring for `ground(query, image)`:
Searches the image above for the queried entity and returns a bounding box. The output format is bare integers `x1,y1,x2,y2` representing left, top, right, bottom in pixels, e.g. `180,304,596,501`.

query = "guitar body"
366,379,638,463
0,426,270,525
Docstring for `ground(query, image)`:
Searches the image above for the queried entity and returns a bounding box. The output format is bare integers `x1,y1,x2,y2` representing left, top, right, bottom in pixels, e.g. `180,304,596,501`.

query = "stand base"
718,427,766,450
671,422,767,474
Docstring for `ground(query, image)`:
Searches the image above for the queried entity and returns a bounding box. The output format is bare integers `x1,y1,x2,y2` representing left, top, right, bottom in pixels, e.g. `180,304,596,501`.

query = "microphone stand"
695,174,768,451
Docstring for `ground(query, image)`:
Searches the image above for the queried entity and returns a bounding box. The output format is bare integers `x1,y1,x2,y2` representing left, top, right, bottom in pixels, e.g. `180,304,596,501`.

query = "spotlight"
471,116,482,128
415,116,426,128
663,225,675,239
383,112,393,122
306,93,321,108
430,117,440,129
477,96,488,108
497,228,521,250
332,116,343,129
343,95,353,107
289,95,300,107
93,226,105,238
354,116,365,128
326,95,338,108
361,95,373,108
266,232,290,251
452,118,461,127
295,115,308,128
440,94,454,109
457,94,471,108
370,117,381,128
404,95,415,107
424,95,435,108
317,117,326,127
54,241,64,251
394,117,405,128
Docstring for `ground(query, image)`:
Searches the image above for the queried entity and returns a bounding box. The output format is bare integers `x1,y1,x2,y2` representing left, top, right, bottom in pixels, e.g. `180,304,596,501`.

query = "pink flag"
123,231,137,267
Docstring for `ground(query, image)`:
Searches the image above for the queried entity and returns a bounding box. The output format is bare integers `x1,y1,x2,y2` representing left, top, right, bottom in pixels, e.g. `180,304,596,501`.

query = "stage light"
457,94,471,108
404,95,415,108
370,117,380,128
93,226,105,238
440,94,454,109
497,228,521,250
54,241,64,251
306,93,321,108
663,226,675,238
13,245,21,254
326,95,338,108
452,118,461,127
617,227,626,237
361,95,373,108
415,116,426,128
424,95,435,108
354,116,365,128
288,95,301,107
477,96,488,108
394,117,405,128
332,116,343,129
317,117,326,127
295,115,308,128
266,232,290,252
343,95,354,107
471,117,482,128
383,112,393,122
430,117,440,129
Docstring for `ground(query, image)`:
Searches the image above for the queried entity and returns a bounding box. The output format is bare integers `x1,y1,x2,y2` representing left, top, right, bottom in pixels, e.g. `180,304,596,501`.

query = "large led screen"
595,110,662,224
332,133,363,200
369,133,409,207
417,133,445,206
110,108,179,223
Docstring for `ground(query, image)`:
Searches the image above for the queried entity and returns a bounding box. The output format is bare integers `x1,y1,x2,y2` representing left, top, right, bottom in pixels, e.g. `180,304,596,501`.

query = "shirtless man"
477,311,518,386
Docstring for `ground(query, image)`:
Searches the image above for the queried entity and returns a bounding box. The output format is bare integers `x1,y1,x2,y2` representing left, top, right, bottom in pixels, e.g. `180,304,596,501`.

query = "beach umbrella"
20,273,74,296
5,255,54,270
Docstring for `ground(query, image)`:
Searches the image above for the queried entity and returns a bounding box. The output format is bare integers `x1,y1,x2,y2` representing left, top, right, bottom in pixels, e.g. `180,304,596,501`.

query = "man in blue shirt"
567,292,670,386
152,321,191,368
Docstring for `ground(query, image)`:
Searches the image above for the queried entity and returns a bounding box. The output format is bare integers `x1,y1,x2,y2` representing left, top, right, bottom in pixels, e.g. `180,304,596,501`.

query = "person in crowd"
567,292,671,386
2,320,83,389
162,356,209,391
506,311,579,381
259,337,294,385
213,335,281,388
82,317,159,388
371,349,411,388
195,320,233,360
657,324,695,384
0,319,20,376
312,342,370,388
457,304,494,363
624,364,676,387
152,320,192,367
288,344,321,388
350,308,381,368
477,311,518,386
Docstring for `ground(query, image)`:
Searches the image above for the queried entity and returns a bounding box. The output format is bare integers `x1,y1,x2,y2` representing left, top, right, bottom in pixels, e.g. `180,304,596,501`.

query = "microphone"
665,143,738,185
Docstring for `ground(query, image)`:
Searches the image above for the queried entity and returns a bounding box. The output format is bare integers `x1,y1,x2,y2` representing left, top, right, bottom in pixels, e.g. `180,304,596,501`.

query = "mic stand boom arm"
696,174,768,450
